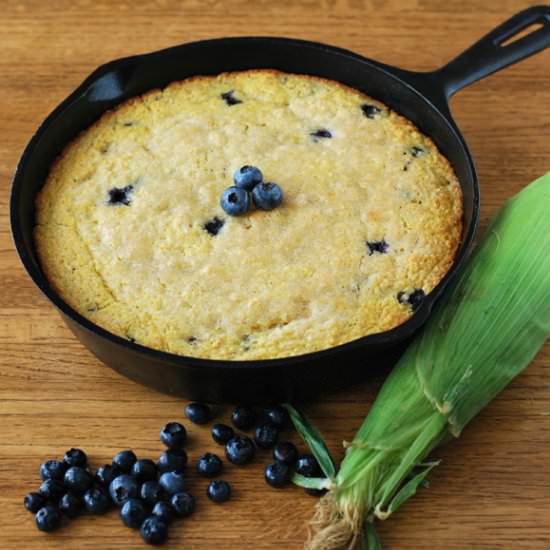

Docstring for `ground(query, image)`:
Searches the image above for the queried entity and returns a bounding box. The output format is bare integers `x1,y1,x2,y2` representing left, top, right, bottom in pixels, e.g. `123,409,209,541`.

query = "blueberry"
95,464,122,487
152,501,174,524
221,90,242,106
196,453,223,478
397,288,425,311
264,462,291,488
233,165,263,191
273,442,298,465
157,449,187,474
39,478,66,501
220,186,250,216
120,498,147,529
211,423,234,445
140,481,164,505
159,471,186,495
251,182,283,211
140,515,168,545
264,405,289,428
40,459,67,481
254,424,279,449
59,492,83,518
184,402,212,425
63,466,94,494
24,492,46,513
295,454,322,478
83,486,111,514
132,459,157,482
35,505,61,532
225,435,255,465
109,474,140,506
361,103,382,119
366,240,389,255
160,422,187,449
108,185,134,206
170,492,195,518
112,450,137,473
241,334,251,351
203,217,225,236
207,480,231,503
230,405,256,430
63,448,87,468
310,129,332,140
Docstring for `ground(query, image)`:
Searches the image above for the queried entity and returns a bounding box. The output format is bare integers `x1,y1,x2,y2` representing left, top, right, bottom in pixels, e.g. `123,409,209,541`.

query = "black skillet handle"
434,5,550,99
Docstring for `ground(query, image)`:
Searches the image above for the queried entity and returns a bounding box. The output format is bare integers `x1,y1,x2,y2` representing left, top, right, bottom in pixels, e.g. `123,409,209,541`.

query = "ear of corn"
289,172,550,549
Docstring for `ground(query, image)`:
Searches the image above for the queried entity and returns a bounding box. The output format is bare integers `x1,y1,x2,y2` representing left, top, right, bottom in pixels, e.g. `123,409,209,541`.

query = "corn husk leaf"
292,473,333,490
384,460,440,518
284,403,336,480
362,521,381,550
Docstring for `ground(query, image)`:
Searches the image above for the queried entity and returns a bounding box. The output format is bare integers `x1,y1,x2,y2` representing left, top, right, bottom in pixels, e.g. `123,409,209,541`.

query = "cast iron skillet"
11,7,550,402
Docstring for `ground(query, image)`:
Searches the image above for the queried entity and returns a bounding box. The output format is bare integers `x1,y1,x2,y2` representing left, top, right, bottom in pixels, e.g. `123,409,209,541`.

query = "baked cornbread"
35,70,462,360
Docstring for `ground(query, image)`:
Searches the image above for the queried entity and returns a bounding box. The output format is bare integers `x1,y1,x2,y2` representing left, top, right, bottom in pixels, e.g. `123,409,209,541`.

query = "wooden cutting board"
1,1,549,548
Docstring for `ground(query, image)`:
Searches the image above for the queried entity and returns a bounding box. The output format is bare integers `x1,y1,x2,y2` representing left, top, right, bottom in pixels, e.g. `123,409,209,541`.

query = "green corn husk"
292,172,550,550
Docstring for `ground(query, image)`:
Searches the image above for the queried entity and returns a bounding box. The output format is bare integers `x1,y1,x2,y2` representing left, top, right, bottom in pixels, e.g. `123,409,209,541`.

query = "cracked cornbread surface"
34,70,462,360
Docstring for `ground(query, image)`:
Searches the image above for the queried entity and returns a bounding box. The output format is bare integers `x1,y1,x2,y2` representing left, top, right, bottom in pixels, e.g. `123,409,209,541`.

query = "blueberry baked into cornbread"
34,70,462,360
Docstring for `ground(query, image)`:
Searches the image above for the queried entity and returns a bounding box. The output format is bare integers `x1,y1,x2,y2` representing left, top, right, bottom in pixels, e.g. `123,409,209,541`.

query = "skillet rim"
10,35,479,371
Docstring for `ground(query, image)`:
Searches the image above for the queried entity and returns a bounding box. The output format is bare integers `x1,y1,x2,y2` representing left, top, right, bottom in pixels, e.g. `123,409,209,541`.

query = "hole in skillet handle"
431,6,550,100
488,5,550,52
498,21,545,47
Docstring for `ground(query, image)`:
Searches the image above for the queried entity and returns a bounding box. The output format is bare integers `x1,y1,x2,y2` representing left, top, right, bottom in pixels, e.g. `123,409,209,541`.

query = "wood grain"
1,1,549,549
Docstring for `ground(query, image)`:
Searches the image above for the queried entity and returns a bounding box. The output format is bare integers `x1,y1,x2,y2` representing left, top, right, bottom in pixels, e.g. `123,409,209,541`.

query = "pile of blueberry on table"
24,403,324,545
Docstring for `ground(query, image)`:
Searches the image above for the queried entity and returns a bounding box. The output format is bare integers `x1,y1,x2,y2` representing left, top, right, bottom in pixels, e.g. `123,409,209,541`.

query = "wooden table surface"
1,1,549,549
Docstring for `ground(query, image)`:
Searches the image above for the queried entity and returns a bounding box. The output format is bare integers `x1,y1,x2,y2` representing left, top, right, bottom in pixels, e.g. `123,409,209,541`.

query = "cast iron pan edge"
10,6,550,401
